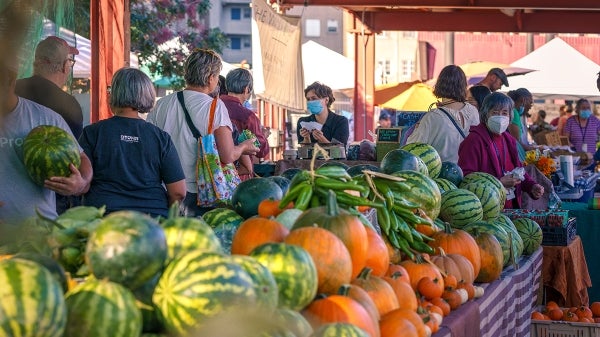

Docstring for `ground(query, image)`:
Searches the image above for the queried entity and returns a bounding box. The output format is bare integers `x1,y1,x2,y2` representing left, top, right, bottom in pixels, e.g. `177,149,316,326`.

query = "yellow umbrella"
376,82,437,111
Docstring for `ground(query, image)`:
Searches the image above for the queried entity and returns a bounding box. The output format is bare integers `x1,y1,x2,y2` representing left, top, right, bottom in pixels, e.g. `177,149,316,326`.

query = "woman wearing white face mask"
458,92,544,209
297,82,349,146
564,98,600,154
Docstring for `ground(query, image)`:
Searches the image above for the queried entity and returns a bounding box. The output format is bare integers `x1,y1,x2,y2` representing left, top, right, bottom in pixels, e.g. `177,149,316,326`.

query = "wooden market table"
542,235,591,307
432,247,542,337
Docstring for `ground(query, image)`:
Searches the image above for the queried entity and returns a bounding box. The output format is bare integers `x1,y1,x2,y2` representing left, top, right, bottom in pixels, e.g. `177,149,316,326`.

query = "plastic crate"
541,218,577,246
531,320,600,337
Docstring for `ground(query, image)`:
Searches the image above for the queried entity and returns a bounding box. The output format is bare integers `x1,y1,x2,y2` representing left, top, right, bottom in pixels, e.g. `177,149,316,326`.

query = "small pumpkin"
351,267,399,316
381,308,428,337
379,310,419,337
338,284,381,328
385,264,411,284
470,228,504,283
429,247,475,284
382,274,418,312
293,191,368,278
364,226,390,277
399,255,444,293
231,217,289,255
302,295,379,337
428,222,481,278
258,198,290,218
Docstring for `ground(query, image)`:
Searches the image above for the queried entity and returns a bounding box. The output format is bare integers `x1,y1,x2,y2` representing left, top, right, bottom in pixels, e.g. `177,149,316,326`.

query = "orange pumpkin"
383,236,403,264
385,264,411,284
292,192,368,278
470,229,504,283
400,255,444,293
383,274,418,312
428,222,481,278
379,316,419,337
364,226,390,277
417,276,444,300
258,198,291,218
429,247,475,284
351,267,399,316
338,284,381,324
231,217,289,255
285,226,352,294
302,295,379,337
381,308,427,337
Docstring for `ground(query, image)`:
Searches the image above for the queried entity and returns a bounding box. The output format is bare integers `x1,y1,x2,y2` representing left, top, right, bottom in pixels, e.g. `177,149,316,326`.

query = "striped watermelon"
0,258,67,337
438,161,464,186
380,149,427,176
231,254,279,311
132,274,163,333
85,211,167,290
460,172,507,208
64,278,142,337
462,221,512,268
250,243,318,311
492,214,524,263
153,251,257,336
439,189,483,228
161,217,223,262
461,182,502,220
202,208,244,254
401,142,442,178
22,125,81,186
392,170,442,220
512,218,543,255
434,177,457,194
311,323,370,337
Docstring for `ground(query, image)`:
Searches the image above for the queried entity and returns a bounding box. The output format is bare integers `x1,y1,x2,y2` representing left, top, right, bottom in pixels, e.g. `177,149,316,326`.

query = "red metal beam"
279,0,600,10
351,10,600,34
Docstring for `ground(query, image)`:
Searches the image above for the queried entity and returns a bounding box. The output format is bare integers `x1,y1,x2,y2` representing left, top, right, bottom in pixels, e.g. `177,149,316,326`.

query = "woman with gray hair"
79,67,186,218
458,92,544,209
148,49,259,216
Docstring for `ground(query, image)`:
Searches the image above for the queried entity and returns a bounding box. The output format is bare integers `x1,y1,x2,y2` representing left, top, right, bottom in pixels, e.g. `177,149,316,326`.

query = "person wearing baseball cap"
468,67,509,109
15,36,85,215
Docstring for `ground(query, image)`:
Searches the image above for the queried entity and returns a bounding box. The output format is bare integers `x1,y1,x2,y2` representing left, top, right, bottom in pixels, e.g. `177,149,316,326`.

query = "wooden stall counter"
542,235,591,307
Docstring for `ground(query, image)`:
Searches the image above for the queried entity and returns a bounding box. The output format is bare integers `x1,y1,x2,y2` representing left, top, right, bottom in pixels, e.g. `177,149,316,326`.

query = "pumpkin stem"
356,267,373,280
442,221,453,234
326,190,341,216
337,284,351,297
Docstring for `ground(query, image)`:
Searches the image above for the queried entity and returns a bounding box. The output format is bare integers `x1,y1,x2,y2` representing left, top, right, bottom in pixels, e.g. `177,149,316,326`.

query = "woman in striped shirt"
564,98,599,154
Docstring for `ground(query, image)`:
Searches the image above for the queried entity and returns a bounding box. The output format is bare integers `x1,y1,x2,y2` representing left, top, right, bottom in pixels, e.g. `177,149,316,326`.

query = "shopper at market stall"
0,57,92,223
458,92,545,209
79,68,185,218
221,68,269,180
564,98,600,154
16,36,85,215
406,64,480,163
468,67,508,108
507,88,537,161
147,49,259,217
297,81,349,146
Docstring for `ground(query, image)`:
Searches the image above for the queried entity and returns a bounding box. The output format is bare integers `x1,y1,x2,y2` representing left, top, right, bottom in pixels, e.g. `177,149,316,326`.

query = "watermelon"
346,164,380,177
462,220,512,268
232,178,283,219
401,142,442,178
392,170,442,220
380,149,423,175
434,177,457,194
64,279,142,337
267,176,292,195
461,182,502,220
318,161,351,170
274,208,304,229
85,211,167,290
23,125,81,186
311,323,370,337
231,254,279,311
0,258,67,337
132,274,164,333
280,168,303,181
438,161,464,186
202,207,244,254
161,216,223,262
273,308,313,337
492,214,524,263
12,252,69,293
250,243,318,311
460,172,507,207
439,188,483,228
153,251,257,335
512,218,543,255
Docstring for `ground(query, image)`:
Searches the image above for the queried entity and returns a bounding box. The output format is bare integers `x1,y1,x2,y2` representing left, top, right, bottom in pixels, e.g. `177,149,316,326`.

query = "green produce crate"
531,320,600,337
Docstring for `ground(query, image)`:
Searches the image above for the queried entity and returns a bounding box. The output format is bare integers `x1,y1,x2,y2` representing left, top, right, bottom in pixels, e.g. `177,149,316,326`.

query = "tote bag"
177,91,241,207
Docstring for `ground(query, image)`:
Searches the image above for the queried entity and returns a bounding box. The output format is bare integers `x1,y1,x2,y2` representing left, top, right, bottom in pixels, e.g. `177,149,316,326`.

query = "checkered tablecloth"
433,247,543,337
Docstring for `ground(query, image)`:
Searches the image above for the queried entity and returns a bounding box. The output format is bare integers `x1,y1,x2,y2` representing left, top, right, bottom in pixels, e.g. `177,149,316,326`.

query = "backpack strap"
439,107,467,139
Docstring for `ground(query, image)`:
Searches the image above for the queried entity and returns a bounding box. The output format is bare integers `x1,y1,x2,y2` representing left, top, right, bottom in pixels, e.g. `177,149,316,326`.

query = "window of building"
305,19,320,37
231,8,241,20
327,20,338,33
243,37,251,48
402,31,417,39
231,37,241,50
401,59,415,78
243,7,251,19
385,60,391,75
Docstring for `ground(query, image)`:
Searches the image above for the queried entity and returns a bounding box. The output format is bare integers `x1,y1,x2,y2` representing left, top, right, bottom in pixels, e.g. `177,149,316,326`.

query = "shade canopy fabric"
301,40,355,90
460,61,537,86
507,38,600,100
375,81,436,111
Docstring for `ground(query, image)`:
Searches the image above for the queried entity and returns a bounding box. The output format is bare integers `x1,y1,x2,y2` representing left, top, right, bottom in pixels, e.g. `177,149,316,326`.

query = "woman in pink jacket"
458,92,544,209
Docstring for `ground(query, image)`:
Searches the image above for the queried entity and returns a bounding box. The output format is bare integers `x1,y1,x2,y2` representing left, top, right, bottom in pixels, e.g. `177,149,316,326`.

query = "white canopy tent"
301,40,355,90
507,38,600,101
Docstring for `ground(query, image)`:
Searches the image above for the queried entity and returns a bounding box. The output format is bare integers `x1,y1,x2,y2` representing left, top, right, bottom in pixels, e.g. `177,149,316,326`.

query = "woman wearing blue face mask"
296,82,349,146
564,98,600,154
458,92,544,209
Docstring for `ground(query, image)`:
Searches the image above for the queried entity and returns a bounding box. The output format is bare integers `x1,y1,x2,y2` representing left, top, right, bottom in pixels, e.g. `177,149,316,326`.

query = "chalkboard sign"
396,112,426,127
377,128,402,143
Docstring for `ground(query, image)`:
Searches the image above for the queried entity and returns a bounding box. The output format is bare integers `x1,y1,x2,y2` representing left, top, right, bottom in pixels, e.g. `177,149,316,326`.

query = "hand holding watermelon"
44,162,90,196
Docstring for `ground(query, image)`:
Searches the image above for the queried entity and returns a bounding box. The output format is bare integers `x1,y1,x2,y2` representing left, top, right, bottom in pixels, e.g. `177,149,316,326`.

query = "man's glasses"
66,57,76,66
